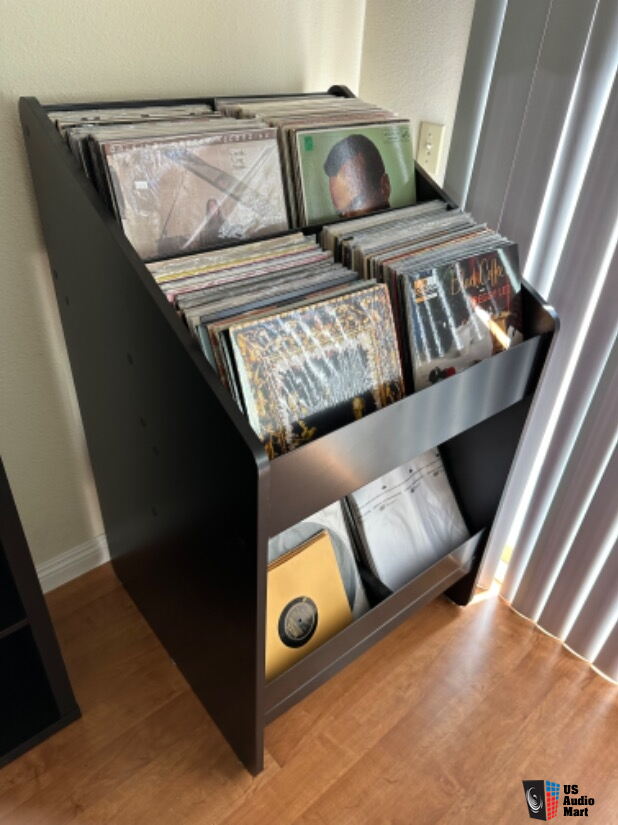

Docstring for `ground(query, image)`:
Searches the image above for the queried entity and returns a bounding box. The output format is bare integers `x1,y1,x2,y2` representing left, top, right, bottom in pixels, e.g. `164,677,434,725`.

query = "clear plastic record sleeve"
403,243,523,390
197,279,371,391
102,128,289,259
227,283,404,458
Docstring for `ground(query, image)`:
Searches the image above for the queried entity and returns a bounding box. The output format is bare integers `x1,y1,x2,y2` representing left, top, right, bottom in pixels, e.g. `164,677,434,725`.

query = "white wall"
360,0,475,184
0,0,366,567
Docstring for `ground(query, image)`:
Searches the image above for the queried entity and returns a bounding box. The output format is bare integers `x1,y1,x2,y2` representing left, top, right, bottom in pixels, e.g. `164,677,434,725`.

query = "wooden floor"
1,564,616,825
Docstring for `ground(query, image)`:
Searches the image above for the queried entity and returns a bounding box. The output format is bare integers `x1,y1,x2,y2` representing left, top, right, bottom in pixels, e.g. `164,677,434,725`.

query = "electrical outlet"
417,121,445,179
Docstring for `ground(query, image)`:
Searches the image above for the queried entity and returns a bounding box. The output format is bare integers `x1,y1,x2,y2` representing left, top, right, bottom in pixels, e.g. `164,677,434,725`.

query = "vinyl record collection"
146,235,405,461
53,93,416,257
321,202,523,389
265,451,471,679
54,104,288,259
217,95,416,226
51,94,525,678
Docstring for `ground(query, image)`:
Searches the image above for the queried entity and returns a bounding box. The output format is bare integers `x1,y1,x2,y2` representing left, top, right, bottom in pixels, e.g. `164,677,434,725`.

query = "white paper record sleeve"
347,449,470,592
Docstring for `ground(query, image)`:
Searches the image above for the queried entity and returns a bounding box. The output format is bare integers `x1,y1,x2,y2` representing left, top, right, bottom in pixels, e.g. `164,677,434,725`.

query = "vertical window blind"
444,0,618,681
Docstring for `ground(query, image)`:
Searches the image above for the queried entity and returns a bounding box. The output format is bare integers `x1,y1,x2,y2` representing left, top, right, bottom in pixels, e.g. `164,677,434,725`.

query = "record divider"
18,86,558,775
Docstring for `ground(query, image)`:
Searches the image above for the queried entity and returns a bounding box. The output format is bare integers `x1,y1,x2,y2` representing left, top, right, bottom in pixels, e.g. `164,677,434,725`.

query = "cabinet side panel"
19,99,267,774
441,398,532,604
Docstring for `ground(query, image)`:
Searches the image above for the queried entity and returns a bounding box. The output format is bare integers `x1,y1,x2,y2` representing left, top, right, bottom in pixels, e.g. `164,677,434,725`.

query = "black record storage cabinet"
19,86,558,775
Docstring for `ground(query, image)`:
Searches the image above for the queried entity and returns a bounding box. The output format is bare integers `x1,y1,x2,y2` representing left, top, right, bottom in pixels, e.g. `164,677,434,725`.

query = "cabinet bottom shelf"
0,710,82,770
264,529,485,722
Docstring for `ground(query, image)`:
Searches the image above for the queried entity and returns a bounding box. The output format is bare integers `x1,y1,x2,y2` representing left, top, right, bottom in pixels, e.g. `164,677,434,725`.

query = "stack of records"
49,102,216,132
345,449,470,592
51,102,220,187
218,95,416,227
147,235,404,457
53,103,289,259
148,232,357,359
49,99,519,667
267,446,470,650
322,202,523,390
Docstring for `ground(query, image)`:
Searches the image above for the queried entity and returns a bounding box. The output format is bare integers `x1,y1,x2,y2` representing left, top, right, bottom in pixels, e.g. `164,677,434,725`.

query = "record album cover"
295,122,416,225
404,244,523,390
228,284,404,458
266,530,352,680
103,129,289,259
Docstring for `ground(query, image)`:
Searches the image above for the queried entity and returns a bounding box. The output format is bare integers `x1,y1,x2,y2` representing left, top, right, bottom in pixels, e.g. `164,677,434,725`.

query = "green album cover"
296,122,416,225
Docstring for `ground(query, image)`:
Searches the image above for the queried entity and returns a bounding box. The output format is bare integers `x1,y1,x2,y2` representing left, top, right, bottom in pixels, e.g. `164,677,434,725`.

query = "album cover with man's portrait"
294,121,416,226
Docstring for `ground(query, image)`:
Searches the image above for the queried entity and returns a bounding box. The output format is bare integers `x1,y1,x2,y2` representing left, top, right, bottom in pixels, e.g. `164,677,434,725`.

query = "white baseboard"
36,534,110,593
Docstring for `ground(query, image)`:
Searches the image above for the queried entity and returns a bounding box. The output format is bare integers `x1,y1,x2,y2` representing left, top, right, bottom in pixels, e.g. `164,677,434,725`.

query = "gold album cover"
266,530,352,681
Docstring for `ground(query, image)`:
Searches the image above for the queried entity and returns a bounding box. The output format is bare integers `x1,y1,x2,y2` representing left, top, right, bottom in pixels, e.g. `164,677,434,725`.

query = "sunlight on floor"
469,557,506,605
469,578,501,604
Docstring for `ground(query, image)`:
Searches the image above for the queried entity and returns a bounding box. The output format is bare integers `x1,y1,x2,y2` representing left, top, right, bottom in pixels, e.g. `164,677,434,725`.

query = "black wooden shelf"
19,86,558,775
0,618,30,643
265,529,483,721
0,459,80,768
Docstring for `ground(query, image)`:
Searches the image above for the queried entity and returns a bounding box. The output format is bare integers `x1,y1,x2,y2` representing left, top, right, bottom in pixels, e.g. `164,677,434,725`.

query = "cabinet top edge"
20,86,355,113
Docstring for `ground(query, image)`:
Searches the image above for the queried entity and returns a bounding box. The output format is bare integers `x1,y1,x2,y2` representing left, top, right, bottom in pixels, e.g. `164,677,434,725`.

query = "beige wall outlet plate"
417,121,445,179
